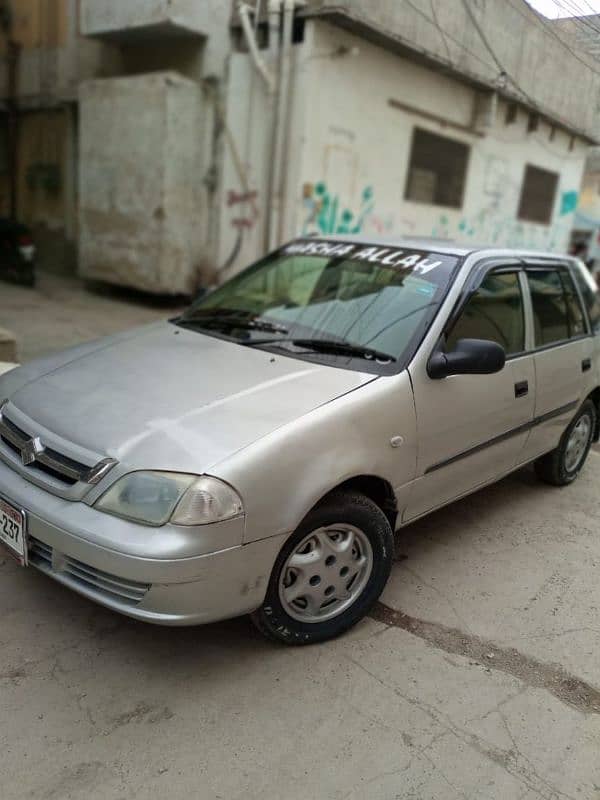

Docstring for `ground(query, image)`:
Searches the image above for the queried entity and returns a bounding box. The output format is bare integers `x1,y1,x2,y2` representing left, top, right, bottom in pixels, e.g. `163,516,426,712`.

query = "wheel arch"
317,474,398,530
587,387,600,441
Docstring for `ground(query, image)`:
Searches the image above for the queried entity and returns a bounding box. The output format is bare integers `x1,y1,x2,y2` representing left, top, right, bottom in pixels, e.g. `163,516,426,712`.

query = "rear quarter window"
571,260,600,334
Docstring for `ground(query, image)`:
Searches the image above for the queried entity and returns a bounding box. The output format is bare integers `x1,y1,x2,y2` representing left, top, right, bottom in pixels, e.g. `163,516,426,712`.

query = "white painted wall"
218,20,587,279
290,21,586,254
305,0,600,142
79,72,205,294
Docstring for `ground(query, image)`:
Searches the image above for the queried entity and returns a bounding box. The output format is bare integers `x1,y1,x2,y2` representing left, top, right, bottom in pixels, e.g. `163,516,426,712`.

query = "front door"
405,266,535,521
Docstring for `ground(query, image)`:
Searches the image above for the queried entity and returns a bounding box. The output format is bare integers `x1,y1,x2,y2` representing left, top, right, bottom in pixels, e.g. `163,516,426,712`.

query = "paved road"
1,274,599,798
1,459,599,799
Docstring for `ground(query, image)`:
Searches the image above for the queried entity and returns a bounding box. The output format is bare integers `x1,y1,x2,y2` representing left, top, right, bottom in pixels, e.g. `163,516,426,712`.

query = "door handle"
582,358,592,372
514,380,529,398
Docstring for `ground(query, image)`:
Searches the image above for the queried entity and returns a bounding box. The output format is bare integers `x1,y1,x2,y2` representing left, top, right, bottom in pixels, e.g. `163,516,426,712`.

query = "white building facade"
3,0,599,292
218,17,590,283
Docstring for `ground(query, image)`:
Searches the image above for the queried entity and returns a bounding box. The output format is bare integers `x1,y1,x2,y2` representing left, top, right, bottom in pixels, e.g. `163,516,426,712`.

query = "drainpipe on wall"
238,2,275,93
265,0,282,253
269,0,295,251
237,0,281,254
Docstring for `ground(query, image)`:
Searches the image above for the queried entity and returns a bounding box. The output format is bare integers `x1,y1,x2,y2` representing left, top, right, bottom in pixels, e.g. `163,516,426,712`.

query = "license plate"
0,497,26,565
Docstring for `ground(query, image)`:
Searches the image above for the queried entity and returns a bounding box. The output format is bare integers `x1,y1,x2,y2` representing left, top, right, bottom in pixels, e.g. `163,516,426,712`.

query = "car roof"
320,234,574,262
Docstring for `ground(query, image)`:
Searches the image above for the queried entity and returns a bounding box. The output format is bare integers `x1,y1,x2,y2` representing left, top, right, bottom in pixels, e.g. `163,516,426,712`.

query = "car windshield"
177,239,459,369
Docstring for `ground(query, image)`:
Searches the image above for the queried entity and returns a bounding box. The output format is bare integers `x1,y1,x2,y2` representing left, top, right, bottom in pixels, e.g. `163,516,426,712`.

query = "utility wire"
510,0,600,73
550,0,600,40
553,0,600,28
460,0,542,110
401,0,498,73
460,0,506,76
428,0,453,64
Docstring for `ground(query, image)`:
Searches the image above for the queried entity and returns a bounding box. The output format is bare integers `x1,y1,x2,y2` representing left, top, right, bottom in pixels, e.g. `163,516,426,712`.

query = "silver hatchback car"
1,237,599,644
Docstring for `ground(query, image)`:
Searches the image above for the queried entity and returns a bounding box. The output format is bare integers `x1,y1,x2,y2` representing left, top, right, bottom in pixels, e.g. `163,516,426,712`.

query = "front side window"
527,268,585,346
446,271,525,357
177,240,459,372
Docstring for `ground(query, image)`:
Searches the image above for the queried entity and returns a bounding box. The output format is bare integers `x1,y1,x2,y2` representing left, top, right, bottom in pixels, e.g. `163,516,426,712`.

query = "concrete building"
552,13,600,269
2,0,600,292
218,0,600,282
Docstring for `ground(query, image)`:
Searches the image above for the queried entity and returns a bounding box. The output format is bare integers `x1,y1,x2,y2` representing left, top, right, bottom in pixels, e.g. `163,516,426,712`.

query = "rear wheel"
251,491,394,645
534,399,596,486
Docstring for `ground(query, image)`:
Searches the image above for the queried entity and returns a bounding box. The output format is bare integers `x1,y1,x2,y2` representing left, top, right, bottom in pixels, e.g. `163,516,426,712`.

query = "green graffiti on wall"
302,183,375,235
560,190,578,216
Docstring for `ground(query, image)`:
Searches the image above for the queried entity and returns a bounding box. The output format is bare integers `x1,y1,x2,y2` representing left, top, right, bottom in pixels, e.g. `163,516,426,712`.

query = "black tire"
534,398,596,486
251,490,394,645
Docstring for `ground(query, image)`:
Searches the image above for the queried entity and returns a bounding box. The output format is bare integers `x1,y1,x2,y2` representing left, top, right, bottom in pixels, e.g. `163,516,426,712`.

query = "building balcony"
80,0,208,41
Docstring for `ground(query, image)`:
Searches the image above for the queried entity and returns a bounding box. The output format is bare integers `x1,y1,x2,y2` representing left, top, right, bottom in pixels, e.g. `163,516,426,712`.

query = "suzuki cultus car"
1,237,598,643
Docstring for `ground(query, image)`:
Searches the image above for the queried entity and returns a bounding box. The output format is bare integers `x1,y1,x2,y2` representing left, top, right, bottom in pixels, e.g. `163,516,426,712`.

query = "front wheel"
534,398,596,486
251,490,394,645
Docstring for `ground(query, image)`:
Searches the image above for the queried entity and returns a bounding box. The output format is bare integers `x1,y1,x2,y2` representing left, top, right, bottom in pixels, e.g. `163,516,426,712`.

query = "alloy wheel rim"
278,524,374,623
564,413,592,473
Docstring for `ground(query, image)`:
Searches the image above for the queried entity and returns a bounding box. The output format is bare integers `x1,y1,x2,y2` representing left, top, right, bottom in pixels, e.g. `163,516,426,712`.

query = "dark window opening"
292,17,305,44
404,128,470,209
505,103,518,125
517,165,558,225
527,113,539,133
447,272,525,357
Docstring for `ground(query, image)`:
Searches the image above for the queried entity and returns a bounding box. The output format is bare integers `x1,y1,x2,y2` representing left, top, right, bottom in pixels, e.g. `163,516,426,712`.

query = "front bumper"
0,459,287,625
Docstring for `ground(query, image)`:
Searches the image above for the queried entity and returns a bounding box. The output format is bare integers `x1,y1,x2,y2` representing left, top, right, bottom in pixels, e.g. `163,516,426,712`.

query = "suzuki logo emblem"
21,436,44,466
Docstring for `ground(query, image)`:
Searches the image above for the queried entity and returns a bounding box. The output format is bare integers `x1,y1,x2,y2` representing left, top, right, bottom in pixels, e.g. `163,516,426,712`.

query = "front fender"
213,372,417,544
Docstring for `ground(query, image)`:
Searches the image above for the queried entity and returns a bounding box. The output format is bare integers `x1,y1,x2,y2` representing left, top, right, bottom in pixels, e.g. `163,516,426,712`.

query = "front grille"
0,406,116,488
28,536,52,568
27,536,150,607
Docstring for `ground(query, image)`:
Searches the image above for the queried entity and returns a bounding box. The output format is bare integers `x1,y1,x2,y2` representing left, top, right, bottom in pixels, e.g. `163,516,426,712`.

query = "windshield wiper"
248,337,396,363
177,312,288,335
292,339,396,362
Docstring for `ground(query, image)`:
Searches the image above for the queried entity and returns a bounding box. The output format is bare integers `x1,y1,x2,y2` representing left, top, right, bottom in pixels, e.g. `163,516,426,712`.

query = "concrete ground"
0,272,184,362
1,274,600,799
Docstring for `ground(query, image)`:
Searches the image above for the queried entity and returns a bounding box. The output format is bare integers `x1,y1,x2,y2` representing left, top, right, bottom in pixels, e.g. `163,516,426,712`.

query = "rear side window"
561,271,586,338
447,271,524,356
572,262,600,334
527,269,586,346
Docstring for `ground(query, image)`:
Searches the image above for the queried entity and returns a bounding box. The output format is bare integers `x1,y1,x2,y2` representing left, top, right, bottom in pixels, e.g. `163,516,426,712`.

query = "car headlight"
94,471,244,527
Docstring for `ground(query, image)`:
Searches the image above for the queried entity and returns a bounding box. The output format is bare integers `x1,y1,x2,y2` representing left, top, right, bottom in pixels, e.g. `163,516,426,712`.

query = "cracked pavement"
1,274,600,798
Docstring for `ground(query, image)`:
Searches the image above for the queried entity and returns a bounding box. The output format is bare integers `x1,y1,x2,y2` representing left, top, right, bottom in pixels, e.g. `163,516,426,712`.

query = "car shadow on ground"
391,464,541,559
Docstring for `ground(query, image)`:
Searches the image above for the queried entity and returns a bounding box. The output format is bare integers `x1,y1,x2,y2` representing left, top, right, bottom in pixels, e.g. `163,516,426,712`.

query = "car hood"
2,322,374,473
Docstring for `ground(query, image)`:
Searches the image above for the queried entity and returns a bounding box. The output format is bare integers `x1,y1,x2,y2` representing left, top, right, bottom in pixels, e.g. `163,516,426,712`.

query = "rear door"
520,261,595,462
405,261,535,521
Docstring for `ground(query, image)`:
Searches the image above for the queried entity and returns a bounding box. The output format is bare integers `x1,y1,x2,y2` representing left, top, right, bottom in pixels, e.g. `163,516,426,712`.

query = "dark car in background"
0,218,36,287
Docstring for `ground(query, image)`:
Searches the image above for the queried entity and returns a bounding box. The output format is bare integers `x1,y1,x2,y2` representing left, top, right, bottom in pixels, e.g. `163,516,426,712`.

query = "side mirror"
427,338,506,379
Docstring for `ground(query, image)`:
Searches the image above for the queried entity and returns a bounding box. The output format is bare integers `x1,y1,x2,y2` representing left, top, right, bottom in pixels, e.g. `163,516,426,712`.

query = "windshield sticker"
283,240,444,275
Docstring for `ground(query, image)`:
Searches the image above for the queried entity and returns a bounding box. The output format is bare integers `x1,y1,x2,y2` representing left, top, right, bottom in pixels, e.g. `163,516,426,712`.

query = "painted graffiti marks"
227,187,259,230
302,182,375,236
428,153,578,252
560,190,578,216
227,189,258,207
